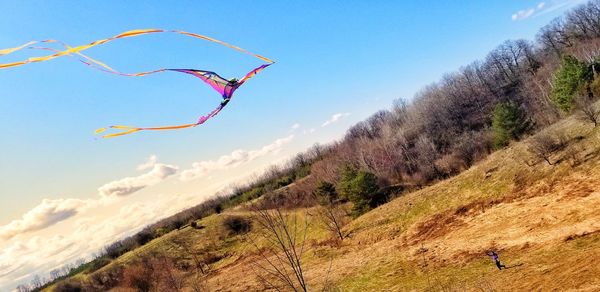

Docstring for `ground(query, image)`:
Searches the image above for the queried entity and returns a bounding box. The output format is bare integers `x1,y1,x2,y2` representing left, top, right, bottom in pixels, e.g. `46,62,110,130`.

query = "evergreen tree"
337,165,358,200
551,55,587,112
314,181,338,205
347,171,379,216
492,102,530,148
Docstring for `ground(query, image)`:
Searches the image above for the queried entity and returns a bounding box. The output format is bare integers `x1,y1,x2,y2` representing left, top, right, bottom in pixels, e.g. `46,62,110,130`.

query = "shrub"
88,256,111,272
294,164,311,179
223,216,252,235
154,227,169,238
122,262,154,292
89,265,124,290
54,280,83,292
275,175,294,188
527,131,565,165
575,94,600,127
134,228,154,246
170,217,185,230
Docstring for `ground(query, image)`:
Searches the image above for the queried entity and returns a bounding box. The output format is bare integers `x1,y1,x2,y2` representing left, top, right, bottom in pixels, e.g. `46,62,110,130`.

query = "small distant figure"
487,251,506,270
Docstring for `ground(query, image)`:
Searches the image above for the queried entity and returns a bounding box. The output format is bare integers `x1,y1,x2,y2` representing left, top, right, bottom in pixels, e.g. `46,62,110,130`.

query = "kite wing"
238,64,272,85
0,29,274,138
168,69,233,97
169,63,272,98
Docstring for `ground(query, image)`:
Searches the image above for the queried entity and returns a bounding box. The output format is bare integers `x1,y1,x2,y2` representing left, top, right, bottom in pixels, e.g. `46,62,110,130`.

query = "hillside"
47,109,600,291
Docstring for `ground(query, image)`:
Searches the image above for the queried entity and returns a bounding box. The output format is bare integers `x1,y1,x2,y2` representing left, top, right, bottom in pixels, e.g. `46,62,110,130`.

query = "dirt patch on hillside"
405,189,600,264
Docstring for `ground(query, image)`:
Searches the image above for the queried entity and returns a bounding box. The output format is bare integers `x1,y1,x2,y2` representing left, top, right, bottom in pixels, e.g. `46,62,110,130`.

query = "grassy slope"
51,116,600,291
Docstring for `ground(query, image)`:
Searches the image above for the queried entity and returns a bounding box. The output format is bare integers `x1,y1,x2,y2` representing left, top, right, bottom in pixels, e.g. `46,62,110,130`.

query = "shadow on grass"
504,263,524,269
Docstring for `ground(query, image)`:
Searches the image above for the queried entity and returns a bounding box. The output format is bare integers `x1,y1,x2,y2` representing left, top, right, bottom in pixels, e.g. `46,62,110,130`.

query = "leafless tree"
565,0,600,40
249,208,309,291
15,284,30,292
315,204,347,242
168,236,222,292
538,19,573,57
575,95,600,127
29,275,42,290
311,183,348,241
48,270,57,282
527,131,564,165
157,256,185,292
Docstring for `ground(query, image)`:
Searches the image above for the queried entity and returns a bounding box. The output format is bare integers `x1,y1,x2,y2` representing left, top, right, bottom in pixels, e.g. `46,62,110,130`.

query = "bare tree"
49,269,61,282
538,18,573,57
249,208,309,291
15,284,30,292
316,204,347,242
575,95,600,127
157,256,185,292
312,181,348,241
527,131,564,165
169,236,213,279
29,275,42,290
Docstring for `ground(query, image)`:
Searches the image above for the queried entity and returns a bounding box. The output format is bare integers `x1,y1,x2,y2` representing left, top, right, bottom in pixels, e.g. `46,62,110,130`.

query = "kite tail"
95,123,199,138
95,126,142,138
0,29,274,70
95,102,229,138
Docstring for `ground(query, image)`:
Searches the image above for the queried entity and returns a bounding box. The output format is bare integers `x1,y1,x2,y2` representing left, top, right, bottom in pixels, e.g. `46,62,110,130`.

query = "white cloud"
290,123,300,131
538,2,546,9
0,199,90,240
535,0,587,18
321,113,350,127
98,163,179,197
303,128,316,135
512,2,544,20
137,154,158,171
180,135,294,181
512,1,584,21
512,8,536,20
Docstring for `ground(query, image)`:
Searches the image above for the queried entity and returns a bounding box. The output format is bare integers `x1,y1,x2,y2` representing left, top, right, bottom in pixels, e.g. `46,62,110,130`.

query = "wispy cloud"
0,199,90,240
303,128,316,134
290,123,300,131
512,0,585,21
136,155,158,171
180,135,294,181
535,0,587,17
321,113,350,127
512,2,545,21
98,163,179,197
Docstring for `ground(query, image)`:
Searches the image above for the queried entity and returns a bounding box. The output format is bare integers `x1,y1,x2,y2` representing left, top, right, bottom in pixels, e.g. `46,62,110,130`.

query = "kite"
0,29,274,138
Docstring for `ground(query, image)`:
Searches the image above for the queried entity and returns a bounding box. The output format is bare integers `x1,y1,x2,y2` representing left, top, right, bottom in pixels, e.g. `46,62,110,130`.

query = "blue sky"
0,0,585,289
